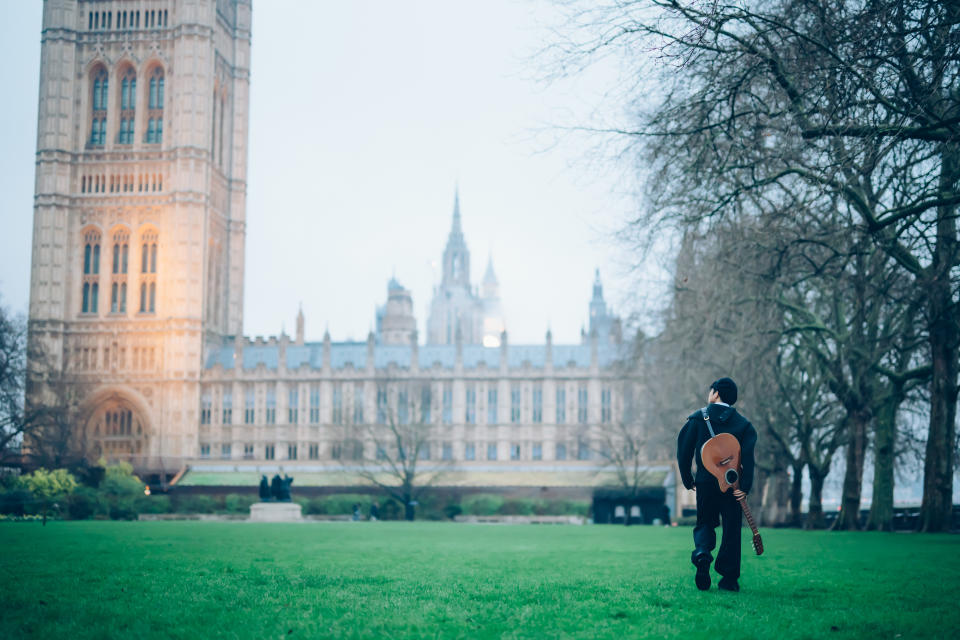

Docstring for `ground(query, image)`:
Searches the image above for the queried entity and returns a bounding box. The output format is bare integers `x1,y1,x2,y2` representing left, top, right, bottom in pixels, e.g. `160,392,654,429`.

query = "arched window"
89,67,107,147
146,67,164,144
120,282,127,312
111,282,119,313
81,229,102,315
117,67,136,145
87,400,148,465
112,243,120,274
139,229,158,314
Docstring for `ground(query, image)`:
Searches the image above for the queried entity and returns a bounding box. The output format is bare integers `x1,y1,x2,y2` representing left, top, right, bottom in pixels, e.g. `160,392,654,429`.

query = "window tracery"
89,67,108,147
138,229,158,313
117,67,136,145
81,229,101,314
145,67,164,144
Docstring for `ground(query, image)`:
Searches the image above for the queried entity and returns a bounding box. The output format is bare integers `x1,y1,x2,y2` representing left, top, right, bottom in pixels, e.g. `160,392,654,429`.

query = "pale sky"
0,1,651,345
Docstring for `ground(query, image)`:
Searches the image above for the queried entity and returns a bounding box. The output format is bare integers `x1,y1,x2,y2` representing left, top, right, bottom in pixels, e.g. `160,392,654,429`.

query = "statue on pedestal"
259,475,271,501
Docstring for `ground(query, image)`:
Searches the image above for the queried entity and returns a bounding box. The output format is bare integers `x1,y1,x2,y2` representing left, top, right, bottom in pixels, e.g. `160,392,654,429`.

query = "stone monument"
249,474,302,522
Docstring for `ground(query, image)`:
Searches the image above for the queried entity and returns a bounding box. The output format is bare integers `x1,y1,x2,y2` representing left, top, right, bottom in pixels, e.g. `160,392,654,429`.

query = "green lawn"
1,522,957,639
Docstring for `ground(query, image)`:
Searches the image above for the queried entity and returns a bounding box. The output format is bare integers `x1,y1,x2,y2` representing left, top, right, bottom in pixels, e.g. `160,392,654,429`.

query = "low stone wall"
454,515,586,525
138,513,356,522
138,514,247,521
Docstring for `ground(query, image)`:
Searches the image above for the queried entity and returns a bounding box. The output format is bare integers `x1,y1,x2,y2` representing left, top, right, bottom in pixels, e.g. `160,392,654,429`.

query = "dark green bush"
500,498,536,516
175,495,220,514
442,503,462,519
66,487,105,520
224,493,256,513
318,494,372,516
110,498,140,520
0,488,33,516
379,498,401,520
136,495,172,514
461,494,504,516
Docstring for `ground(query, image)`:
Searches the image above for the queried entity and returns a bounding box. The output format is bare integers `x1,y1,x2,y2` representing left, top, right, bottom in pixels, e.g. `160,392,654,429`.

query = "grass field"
1,522,957,639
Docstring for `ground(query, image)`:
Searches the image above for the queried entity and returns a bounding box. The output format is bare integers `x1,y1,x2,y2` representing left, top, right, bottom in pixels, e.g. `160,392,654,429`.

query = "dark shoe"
694,557,711,591
717,577,739,592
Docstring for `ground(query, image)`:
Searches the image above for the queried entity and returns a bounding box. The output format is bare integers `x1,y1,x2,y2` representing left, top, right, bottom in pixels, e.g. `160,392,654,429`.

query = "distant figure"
271,474,283,501
280,475,293,501
369,501,380,521
677,377,757,593
259,475,271,501
352,503,361,521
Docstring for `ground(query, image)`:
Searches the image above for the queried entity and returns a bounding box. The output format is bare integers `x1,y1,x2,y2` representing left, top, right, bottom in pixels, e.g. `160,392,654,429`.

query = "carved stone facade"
28,0,251,476
26,2,677,508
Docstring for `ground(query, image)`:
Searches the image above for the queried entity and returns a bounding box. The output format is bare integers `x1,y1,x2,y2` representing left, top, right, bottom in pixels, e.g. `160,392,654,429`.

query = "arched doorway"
85,397,149,466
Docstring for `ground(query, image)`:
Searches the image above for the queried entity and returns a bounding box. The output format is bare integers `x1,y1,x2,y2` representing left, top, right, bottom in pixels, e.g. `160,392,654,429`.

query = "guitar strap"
700,407,717,438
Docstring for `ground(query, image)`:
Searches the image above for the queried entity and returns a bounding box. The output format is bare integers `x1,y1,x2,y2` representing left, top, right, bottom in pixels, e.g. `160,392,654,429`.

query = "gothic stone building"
28,0,249,477
28,0,678,509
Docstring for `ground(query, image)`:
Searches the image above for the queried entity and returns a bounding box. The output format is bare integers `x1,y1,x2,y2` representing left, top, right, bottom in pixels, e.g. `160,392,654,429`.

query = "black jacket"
677,403,758,493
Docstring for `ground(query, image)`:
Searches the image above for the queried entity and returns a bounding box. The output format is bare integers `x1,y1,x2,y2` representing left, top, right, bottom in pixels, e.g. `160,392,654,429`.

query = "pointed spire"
451,185,462,235
483,252,498,285
295,303,305,345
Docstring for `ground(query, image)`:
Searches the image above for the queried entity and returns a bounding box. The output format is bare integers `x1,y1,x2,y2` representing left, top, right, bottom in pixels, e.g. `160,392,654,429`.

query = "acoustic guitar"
699,409,764,555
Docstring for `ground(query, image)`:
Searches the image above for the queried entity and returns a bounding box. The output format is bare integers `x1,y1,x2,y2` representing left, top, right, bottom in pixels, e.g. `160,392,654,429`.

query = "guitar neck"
735,493,760,536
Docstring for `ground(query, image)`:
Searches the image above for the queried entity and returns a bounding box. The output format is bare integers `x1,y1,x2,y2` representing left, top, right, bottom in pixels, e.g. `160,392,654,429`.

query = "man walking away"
677,377,757,592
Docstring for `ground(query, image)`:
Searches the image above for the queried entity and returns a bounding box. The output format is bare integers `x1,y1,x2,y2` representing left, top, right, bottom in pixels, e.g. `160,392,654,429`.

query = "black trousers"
691,481,743,579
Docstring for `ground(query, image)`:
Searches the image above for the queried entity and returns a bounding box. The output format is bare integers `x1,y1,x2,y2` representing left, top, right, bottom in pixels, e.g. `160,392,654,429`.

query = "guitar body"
700,433,742,492
700,432,765,556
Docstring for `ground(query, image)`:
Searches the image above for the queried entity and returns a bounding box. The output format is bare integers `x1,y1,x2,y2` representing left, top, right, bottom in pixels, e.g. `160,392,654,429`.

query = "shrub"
136,495,172,514
304,497,327,515
378,498,401,520
23,468,77,519
175,495,220,514
110,499,140,520
461,494,504,516
318,494,372,516
99,462,145,499
224,493,256,513
96,462,147,520
500,498,537,516
67,486,106,520
0,488,33,516
443,503,463,519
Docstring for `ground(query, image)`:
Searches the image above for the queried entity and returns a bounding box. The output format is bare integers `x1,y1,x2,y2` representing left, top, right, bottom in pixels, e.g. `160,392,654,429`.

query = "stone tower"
427,188,484,345
480,255,505,347
376,277,417,346
27,0,251,477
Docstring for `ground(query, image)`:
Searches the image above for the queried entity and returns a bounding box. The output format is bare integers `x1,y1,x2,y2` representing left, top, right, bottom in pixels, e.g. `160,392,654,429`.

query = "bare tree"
594,375,661,524
549,0,959,530
336,379,450,520
0,301,75,469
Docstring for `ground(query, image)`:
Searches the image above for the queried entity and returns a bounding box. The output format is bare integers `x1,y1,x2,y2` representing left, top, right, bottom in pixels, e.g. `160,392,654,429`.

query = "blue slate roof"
205,341,621,372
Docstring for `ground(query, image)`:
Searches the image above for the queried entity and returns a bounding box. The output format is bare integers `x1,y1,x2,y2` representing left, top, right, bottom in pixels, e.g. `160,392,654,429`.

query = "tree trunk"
866,394,899,531
920,145,960,533
835,410,868,530
789,461,804,528
806,467,828,529
759,469,790,527
920,317,958,532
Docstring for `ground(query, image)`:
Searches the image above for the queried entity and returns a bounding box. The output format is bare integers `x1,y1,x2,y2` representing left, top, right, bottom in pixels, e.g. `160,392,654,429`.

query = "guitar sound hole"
725,469,738,484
